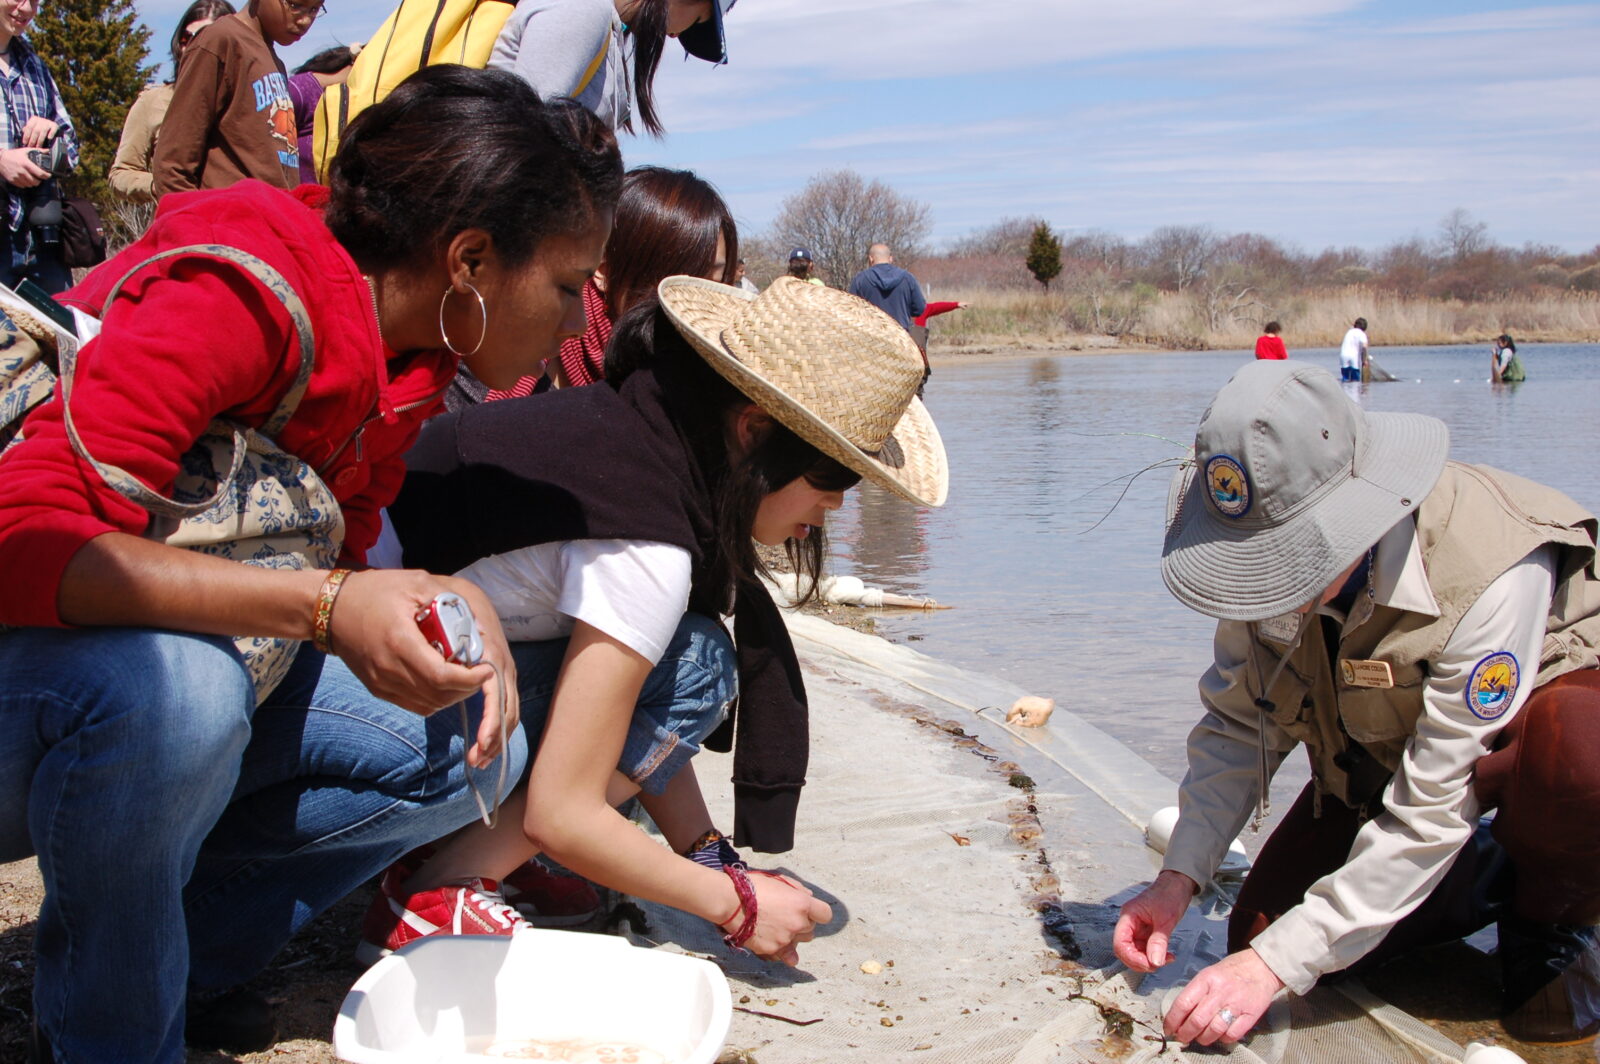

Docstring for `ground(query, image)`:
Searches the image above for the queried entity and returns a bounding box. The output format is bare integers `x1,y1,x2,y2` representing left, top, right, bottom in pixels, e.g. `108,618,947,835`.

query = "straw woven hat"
657,275,948,507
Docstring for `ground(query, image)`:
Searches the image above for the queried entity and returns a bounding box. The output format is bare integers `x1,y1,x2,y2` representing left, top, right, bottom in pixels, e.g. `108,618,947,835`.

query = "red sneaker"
356,865,530,966
501,858,601,927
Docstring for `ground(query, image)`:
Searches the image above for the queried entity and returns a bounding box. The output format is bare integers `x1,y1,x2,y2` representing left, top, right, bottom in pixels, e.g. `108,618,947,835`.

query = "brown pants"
1229,669,1600,967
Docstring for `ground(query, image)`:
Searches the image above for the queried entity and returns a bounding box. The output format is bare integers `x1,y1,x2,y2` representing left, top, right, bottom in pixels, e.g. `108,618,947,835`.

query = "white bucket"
333,930,732,1063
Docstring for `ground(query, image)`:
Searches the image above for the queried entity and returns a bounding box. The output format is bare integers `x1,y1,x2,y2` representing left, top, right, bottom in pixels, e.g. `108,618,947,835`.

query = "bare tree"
947,216,1044,258
769,170,932,287
1437,208,1490,262
1140,224,1218,292
1374,235,1435,296
1062,229,1131,271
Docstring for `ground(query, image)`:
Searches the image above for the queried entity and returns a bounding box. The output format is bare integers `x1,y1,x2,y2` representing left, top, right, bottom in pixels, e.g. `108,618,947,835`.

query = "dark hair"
622,0,672,137
606,301,860,609
1354,317,1368,330
294,45,357,76
169,0,234,75
787,260,812,280
601,166,737,320
1498,333,1516,352
1263,320,1281,334
325,66,623,275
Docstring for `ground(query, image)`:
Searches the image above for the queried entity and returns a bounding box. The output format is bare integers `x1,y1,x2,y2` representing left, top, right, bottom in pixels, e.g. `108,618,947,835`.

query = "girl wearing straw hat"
1114,360,1600,1047
369,276,948,966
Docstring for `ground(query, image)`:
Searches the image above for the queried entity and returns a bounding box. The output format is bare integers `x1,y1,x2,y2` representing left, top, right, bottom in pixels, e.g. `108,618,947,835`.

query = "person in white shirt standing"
1114,360,1600,1048
1338,316,1368,382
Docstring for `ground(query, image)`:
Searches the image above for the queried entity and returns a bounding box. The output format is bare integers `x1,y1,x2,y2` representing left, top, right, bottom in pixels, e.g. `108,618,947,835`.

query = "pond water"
826,344,1600,783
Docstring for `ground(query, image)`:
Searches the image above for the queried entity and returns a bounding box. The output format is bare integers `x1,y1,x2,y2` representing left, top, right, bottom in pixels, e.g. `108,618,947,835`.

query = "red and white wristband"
717,864,759,952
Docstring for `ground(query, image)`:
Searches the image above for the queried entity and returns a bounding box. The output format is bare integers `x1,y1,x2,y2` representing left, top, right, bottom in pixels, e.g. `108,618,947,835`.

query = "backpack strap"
59,244,316,519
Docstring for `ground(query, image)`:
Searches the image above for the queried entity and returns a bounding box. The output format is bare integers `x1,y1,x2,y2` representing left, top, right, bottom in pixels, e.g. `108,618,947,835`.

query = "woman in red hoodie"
0,66,620,1062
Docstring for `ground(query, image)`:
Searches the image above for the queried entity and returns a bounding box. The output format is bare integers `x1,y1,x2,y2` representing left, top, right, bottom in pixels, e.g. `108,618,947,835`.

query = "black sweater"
391,367,809,852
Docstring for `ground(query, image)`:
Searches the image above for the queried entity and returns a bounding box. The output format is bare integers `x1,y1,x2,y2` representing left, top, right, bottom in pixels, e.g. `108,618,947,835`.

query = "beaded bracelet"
717,863,758,952
312,568,352,654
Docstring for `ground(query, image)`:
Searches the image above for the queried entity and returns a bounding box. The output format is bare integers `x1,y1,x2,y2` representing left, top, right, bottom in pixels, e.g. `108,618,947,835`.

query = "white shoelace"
457,880,528,933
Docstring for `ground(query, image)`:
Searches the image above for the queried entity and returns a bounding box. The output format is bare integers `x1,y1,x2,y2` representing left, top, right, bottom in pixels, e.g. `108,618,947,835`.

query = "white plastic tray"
334,930,731,1063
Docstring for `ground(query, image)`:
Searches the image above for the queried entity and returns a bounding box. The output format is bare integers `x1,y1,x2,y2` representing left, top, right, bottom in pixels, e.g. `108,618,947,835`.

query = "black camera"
22,135,72,246
26,135,72,178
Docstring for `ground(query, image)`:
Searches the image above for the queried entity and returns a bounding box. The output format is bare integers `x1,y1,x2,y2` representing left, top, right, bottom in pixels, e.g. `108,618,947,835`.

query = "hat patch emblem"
1466,651,1519,720
1205,454,1251,518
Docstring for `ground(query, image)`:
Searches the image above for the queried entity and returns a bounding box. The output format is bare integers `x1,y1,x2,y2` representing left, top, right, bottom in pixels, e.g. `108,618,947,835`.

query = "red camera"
415,592,484,665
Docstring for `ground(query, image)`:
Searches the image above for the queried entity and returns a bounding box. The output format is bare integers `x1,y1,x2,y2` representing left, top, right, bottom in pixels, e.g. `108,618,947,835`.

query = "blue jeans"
512,613,737,795
0,627,527,1062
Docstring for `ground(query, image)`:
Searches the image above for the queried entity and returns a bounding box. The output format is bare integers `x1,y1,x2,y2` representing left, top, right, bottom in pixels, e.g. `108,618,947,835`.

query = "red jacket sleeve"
915,301,962,328
0,259,294,626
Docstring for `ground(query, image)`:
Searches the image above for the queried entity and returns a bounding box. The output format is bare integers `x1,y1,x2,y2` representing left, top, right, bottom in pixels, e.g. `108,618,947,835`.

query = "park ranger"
1114,360,1600,1047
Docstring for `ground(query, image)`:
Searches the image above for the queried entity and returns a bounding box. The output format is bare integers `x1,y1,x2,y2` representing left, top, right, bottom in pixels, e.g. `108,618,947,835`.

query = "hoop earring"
438,281,488,358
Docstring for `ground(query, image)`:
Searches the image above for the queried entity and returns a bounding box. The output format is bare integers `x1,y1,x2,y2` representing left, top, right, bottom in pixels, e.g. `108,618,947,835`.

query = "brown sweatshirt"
153,12,298,196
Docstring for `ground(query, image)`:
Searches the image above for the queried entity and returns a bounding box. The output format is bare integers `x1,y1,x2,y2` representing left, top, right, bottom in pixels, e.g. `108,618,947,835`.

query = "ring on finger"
1215,1007,1237,1028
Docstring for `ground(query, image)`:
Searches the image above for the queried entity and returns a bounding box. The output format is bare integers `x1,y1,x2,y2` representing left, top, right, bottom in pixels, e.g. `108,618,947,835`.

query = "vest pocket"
1339,660,1425,743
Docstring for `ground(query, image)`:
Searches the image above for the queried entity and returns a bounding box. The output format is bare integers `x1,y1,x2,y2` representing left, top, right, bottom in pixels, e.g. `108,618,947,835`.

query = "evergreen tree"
29,0,155,210
1026,221,1063,290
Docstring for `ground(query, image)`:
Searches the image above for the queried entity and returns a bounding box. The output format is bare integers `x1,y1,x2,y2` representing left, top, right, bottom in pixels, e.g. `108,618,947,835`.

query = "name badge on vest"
1340,659,1395,689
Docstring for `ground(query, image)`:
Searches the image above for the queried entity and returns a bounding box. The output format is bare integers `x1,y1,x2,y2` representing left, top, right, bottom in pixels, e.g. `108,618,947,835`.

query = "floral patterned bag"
43,244,344,703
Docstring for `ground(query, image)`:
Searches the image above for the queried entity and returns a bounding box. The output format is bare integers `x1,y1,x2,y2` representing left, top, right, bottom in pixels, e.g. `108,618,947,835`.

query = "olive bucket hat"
656,275,949,507
1161,360,1449,621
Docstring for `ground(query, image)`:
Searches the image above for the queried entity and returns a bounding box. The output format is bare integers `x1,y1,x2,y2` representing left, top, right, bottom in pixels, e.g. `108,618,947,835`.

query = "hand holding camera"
1,121,69,190
415,592,485,665
26,136,72,179
0,146,51,189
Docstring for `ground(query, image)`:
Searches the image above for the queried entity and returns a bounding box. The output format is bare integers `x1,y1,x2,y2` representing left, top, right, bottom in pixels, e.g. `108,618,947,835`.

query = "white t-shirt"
1339,327,1368,369
456,540,693,665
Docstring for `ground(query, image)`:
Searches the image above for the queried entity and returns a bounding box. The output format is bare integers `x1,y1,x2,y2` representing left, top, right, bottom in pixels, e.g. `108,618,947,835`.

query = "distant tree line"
923,208,1600,302
743,171,1596,314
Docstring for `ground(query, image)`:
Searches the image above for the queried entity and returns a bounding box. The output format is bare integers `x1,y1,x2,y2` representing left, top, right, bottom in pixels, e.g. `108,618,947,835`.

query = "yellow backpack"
311,0,609,180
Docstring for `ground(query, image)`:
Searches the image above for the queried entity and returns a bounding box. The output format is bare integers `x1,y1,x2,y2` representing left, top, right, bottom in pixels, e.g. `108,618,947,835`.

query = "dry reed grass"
921,284,1600,352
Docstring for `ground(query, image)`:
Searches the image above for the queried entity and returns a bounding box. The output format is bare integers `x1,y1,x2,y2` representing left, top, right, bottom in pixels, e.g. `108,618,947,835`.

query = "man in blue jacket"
848,243,926,333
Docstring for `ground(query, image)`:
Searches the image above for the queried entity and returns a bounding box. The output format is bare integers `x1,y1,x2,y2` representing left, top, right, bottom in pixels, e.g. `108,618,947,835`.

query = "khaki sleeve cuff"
1245,909,1331,996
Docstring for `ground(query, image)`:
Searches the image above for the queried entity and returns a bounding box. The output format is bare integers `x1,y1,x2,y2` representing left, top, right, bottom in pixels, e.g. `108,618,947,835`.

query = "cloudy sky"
134,0,1599,253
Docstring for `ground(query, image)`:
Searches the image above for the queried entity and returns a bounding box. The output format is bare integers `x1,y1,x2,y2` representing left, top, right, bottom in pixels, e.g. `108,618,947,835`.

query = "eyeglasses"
280,0,326,20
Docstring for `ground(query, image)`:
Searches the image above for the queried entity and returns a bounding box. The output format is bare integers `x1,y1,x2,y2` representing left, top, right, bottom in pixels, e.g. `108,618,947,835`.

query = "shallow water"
827,344,1600,783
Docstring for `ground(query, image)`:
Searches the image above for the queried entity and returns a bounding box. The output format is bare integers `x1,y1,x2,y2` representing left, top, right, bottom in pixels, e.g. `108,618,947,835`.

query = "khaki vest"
1235,462,1600,807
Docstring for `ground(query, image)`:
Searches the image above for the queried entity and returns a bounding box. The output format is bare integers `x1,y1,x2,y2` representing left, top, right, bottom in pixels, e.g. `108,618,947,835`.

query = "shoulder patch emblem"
1205,454,1250,518
1466,651,1520,720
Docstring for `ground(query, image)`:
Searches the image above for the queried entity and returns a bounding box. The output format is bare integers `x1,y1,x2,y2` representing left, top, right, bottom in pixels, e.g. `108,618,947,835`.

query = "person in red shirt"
1254,320,1287,360
0,66,621,1061
906,299,967,394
